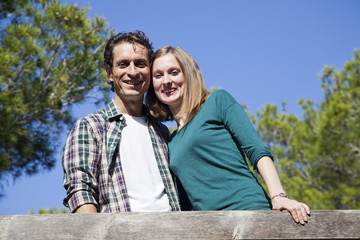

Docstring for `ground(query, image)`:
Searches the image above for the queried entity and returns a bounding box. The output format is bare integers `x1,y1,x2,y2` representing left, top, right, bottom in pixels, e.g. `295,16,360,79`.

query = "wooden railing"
0,210,359,239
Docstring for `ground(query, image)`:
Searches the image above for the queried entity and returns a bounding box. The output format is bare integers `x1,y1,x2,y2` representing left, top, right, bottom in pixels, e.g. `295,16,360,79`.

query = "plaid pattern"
62,100,180,212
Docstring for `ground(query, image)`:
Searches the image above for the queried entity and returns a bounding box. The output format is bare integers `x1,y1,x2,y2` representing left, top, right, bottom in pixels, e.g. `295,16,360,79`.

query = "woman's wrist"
271,192,288,200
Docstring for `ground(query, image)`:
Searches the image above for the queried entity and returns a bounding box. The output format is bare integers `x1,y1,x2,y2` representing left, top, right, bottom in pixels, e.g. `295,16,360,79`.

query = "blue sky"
1,0,359,215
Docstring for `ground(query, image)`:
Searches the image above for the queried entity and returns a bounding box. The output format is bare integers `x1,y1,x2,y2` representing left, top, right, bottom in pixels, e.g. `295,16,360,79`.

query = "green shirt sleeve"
215,90,273,171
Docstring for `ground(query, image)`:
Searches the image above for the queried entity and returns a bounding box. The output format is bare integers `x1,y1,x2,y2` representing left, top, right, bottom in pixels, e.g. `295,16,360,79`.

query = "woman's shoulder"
208,89,237,104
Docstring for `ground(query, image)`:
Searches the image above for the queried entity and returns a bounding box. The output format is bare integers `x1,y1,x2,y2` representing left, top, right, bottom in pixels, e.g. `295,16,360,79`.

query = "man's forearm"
75,204,97,213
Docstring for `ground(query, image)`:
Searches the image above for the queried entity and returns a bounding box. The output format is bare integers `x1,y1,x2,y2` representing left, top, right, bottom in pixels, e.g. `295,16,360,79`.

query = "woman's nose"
163,74,171,84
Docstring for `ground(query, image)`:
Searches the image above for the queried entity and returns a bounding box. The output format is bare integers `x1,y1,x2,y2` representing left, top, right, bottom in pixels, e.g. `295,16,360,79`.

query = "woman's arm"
257,156,311,224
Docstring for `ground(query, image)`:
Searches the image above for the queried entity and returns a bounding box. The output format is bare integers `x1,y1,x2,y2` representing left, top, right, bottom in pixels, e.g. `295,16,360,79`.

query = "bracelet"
271,192,288,200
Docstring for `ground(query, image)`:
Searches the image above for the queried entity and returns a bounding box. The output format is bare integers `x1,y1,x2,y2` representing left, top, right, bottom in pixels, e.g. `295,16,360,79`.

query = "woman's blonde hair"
146,46,209,121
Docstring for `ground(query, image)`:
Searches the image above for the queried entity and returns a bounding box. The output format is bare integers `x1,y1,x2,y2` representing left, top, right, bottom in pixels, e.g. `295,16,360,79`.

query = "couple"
62,31,310,224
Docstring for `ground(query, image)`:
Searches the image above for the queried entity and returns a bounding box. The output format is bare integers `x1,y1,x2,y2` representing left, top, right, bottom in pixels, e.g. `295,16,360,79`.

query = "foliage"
254,50,360,209
28,207,69,214
0,0,111,188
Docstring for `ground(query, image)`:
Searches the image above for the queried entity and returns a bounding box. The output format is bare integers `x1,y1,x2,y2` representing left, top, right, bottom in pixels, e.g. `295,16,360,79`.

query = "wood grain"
0,210,359,239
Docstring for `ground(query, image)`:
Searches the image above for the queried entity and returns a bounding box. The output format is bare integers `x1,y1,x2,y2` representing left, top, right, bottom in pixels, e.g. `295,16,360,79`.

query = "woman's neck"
175,115,189,131
174,111,198,131
171,93,210,130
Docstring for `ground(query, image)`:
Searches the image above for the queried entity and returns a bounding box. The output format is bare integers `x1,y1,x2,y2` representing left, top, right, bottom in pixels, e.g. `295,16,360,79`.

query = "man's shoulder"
74,103,114,131
156,121,170,133
80,106,108,124
147,117,170,141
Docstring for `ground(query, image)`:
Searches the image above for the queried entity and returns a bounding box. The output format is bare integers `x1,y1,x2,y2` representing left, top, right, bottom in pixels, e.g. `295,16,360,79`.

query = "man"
62,31,180,213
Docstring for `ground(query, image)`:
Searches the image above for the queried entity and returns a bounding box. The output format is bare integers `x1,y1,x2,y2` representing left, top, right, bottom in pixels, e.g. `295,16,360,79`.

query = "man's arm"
62,118,100,212
75,204,97,213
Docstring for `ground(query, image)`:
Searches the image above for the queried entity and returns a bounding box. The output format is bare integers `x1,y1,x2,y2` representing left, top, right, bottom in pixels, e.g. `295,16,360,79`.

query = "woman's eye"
154,73,162,78
171,70,179,75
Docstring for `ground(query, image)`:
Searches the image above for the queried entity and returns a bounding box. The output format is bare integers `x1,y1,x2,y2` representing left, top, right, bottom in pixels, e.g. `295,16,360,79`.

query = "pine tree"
0,0,112,187
255,50,360,209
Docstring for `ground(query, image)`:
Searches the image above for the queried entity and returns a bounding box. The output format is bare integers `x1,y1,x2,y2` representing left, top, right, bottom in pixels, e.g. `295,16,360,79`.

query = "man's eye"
136,61,146,67
118,62,127,67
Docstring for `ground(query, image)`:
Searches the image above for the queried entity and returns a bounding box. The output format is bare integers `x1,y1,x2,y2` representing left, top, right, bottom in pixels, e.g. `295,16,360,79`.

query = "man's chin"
119,90,146,100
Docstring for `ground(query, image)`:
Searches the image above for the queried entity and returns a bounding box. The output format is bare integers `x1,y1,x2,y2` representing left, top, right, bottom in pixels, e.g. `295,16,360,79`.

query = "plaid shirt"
62,100,180,212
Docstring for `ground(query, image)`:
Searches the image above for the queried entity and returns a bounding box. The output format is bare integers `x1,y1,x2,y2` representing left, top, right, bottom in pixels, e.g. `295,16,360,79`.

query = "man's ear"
107,70,113,82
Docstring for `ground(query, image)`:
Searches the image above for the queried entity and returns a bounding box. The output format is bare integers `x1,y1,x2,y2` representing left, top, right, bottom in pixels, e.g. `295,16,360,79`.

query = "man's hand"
272,197,311,225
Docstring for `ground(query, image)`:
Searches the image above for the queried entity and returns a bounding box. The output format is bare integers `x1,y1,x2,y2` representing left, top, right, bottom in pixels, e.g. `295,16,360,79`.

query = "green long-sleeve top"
169,89,273,210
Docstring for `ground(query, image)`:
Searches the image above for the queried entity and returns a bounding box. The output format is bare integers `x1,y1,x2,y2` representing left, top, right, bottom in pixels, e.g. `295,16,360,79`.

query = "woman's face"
152,54,185,113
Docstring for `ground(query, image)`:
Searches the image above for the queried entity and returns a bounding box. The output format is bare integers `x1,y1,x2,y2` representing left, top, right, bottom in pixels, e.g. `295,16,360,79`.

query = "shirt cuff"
66,190,98,213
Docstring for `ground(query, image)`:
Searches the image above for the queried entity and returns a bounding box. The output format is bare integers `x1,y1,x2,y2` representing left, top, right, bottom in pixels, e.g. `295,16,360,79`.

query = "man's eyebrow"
135,57,149,64
114,59,127,64
136,57,148,61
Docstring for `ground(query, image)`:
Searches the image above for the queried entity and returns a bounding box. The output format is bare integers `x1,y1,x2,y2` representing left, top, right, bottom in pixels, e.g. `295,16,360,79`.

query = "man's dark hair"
103,30,154,91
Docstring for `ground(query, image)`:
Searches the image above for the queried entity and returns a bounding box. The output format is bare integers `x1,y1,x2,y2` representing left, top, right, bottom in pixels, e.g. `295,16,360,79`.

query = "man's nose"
127,63,139,77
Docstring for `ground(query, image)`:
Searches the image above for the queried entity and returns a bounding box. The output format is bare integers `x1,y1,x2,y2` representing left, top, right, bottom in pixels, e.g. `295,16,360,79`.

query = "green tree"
28,207,69,214
254,50,360,209
0,0,111,188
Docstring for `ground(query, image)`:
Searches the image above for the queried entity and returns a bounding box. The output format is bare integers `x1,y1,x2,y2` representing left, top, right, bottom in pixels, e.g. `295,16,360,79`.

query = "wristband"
271,192,288,200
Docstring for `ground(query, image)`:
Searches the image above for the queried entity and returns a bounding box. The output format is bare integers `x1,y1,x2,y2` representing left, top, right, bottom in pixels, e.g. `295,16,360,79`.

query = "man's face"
108,42,150,102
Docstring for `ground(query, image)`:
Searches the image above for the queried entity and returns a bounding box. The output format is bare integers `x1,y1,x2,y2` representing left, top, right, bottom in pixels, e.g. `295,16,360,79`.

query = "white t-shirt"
119,114,171,212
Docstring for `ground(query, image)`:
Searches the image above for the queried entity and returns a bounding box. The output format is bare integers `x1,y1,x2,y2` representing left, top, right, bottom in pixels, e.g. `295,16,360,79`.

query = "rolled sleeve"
65,189,97,212
62,118,101,212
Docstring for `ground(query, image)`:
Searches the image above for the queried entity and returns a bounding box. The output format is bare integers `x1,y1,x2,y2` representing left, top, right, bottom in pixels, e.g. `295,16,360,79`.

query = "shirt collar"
106,99,123,120
105,99,152,121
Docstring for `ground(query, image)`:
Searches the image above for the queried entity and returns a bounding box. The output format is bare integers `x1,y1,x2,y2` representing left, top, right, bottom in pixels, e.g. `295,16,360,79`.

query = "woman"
146,46,310,224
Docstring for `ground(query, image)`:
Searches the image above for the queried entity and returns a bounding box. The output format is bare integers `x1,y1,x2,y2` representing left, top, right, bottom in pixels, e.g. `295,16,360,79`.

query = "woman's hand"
256,157,311,224
271,197,311,225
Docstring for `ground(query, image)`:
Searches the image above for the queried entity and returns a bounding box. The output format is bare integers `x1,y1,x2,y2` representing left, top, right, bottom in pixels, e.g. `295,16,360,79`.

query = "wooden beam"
0,210,359,239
